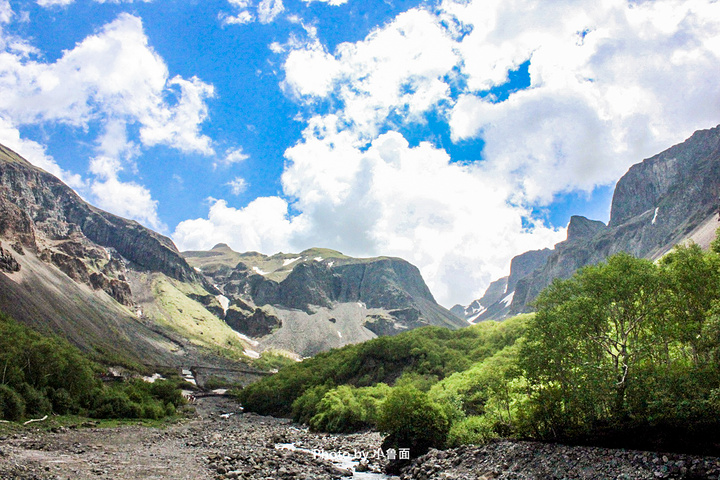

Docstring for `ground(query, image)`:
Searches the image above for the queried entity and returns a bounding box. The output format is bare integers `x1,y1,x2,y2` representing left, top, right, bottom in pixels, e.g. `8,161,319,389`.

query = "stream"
276,443,390,479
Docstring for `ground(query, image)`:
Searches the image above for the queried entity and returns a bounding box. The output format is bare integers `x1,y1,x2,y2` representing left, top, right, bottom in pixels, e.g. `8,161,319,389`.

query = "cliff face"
0,144,202,294
0,144,250,367
184,246,467,357
457,125,720,319
507,125,720,314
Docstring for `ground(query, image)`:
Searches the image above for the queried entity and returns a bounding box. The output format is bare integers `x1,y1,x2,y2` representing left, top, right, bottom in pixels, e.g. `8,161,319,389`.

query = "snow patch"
235,331,260,347
142,373,164,383
337,330,343,338
328,261,334,267
194,267,203,273
253,266,268,275
181,369,197,386
283,257,301,266
314,257,323,262
244,348,261,359
216,295,230,314
651,207,659,225
500,291,515,307
467,306,487,323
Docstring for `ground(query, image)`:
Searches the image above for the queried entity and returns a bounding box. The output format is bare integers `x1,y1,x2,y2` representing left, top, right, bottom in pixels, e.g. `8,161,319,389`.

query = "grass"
149,274,250,360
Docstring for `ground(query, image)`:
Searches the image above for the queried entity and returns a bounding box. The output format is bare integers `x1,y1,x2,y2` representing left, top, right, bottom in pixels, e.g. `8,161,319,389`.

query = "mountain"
460,124,720,319
452,248,551,322
0,144,254,368
183,244,467,357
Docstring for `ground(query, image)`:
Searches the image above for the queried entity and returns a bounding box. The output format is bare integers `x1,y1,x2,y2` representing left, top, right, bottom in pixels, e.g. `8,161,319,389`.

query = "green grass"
150,274,250,360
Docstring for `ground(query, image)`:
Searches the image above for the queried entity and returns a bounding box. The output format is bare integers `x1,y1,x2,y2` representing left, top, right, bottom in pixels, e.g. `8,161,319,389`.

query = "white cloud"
0,1,12,23
37,0,151,6
221,0,284,25
174,197,298,254
182,0,720,306
302,0,349,5
215,147,249,168
257,0,284,23
283,8,458,138
0,116,84,188
0,13,214,231
90,177,165,232
227,177,248,195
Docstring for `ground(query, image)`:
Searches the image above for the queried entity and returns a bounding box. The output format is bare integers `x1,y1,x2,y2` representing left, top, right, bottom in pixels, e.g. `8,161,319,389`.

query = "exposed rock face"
184,246,466,356
457,125,720,319
0,144,202,288
0,243,19,273
506,125,720,314
0,144,248,367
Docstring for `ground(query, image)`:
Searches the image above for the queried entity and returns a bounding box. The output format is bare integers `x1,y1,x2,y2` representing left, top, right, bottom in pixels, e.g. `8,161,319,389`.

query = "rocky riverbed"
1,395,719,479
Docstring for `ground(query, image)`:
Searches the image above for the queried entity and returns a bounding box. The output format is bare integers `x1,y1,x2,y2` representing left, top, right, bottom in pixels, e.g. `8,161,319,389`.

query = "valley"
2,395,718,480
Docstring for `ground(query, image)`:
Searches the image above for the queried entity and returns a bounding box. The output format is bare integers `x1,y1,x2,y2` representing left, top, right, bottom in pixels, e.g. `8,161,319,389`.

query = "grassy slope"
147,274,250,361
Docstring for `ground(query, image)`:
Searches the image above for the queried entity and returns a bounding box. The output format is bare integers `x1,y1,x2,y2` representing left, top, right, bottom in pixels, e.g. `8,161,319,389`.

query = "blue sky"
0,0,719,306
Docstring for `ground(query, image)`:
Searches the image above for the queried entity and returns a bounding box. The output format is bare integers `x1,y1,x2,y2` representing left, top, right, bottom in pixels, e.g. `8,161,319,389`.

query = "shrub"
17,383,51,416
377,386,449,457
447,416,495,447
0,384,26,421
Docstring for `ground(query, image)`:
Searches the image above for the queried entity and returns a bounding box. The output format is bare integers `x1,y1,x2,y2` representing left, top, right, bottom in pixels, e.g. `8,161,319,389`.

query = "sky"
0,0,719,308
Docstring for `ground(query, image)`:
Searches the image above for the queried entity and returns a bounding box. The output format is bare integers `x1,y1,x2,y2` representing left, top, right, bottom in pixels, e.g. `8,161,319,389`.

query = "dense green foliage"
238,316,530,418
518,247,720,452
241,231,720,457
0,311,185,421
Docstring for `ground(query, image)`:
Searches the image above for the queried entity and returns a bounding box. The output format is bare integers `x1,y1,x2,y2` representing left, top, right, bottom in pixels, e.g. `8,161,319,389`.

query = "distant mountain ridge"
456,124,720,321
0,143,464,363
184,244,466,357
0,144,257,368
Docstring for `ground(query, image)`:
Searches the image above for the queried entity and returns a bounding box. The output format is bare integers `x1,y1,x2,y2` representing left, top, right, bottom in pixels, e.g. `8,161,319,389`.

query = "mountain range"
0,144,463,365
454,124,720,322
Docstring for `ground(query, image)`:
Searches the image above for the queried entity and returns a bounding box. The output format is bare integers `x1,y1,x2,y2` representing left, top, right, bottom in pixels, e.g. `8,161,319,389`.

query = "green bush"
377,385,449,457
447,416,495,447
309,386,366,433
0,384,25,421
17,383,52,416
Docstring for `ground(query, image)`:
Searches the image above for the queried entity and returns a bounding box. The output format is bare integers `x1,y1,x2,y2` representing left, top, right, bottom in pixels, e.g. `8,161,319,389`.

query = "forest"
240,235,720,458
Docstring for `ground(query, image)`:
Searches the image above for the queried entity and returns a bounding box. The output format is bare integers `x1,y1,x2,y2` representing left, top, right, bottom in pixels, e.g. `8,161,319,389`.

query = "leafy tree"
520,253,667,435
377,385,449,457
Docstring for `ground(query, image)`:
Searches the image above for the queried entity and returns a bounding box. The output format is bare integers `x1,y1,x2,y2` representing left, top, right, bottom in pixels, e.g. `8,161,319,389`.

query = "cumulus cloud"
174,197,298,254
185,0,720,306
0,116,84,188
221,0,284,25
0,13,215,231
90,177,165,232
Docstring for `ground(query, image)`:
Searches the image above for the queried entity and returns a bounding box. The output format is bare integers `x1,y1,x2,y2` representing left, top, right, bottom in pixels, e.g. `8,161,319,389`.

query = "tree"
520,253,666,436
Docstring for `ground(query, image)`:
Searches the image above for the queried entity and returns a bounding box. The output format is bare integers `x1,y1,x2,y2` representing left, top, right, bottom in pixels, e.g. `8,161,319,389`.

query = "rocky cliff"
184,245,467,357
0,144,251,367
462,124,720,319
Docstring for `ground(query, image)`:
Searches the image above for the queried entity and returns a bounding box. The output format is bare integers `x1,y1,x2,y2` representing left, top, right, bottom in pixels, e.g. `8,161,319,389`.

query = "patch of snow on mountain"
652,207,659,225
314,257,323,262
253,266,268,275
216,295,230,315
194,267,202,273
244,348,261,359
235,331,259,347
283,257,301,266
500,291,515,307
467,306,487,323
328,261,334,267
337,331,342,338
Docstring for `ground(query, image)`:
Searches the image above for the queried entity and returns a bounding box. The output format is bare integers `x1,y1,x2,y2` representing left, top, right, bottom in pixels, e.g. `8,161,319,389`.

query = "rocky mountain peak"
566,216,607,242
